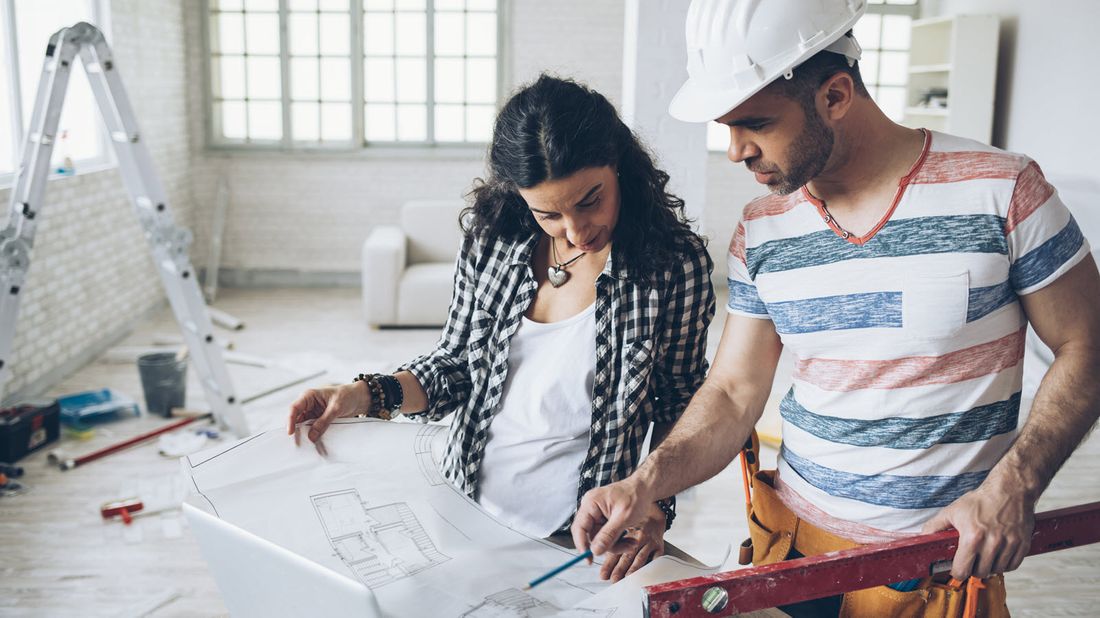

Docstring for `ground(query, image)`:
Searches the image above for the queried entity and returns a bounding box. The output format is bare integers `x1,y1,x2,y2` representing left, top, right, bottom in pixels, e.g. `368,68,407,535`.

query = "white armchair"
362,200,466,327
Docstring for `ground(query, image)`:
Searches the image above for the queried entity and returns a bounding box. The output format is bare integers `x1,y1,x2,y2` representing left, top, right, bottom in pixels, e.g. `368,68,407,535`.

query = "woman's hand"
287,381,371,443
597,500,666,582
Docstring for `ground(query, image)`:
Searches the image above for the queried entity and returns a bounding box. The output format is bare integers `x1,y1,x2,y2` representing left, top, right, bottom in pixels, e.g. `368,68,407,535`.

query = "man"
571,0,1100,615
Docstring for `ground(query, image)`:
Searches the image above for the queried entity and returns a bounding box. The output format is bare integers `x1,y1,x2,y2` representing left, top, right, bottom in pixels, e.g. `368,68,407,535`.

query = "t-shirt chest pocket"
901,271,969,340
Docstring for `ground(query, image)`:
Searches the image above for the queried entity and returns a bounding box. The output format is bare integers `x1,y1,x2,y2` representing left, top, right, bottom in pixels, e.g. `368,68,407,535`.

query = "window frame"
200,0,508,153
0,0,115,188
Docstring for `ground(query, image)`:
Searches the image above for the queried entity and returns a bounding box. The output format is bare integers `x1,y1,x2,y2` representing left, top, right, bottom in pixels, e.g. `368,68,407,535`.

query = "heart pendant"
548,266,569,288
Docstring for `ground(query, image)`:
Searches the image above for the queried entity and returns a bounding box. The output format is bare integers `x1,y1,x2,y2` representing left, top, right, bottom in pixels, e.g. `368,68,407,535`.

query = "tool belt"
737,431,1011,618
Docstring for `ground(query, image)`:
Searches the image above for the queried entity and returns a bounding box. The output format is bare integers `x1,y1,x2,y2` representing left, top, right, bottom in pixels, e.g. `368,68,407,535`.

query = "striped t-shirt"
727,130,1090,541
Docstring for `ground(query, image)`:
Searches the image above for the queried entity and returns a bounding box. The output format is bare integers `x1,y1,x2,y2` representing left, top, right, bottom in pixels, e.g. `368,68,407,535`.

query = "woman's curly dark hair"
463,74,701,280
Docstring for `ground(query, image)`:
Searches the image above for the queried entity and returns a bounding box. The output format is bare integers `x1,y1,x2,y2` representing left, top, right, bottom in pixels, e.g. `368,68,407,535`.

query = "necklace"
547,237,586,288
819,200,854,240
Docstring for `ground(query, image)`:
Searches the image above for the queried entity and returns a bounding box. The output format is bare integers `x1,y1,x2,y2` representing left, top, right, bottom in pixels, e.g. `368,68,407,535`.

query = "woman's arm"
652,238,716,424
288,235,482,440
596,241,715,582
396,234,482,421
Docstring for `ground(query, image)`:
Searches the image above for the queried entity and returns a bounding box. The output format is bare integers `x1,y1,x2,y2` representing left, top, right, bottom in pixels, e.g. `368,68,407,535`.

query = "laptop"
183,502,382,617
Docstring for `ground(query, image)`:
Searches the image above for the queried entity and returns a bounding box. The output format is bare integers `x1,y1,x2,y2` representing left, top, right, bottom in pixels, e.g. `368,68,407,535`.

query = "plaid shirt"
400,231,715,509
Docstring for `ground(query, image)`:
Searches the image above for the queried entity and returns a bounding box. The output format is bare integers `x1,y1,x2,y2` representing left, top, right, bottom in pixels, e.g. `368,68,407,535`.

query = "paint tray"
57,388,141,427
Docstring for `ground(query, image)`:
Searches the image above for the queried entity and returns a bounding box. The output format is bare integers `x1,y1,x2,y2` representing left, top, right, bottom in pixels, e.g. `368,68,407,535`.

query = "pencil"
524,549,593,590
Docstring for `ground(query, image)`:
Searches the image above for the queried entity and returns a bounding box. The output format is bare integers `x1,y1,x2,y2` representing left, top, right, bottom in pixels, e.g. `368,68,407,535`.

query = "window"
208,0,284,141
854,0,920,121
205,0,501,148
290,0,351,142
0,0,111,183
706,0,920,151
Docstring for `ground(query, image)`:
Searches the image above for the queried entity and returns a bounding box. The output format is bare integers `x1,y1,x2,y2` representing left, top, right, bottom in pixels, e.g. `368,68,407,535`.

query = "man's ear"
820,72,856,121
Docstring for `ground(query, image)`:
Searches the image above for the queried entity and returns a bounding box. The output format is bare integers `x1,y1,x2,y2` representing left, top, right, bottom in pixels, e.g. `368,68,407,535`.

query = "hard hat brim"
668,78,773,124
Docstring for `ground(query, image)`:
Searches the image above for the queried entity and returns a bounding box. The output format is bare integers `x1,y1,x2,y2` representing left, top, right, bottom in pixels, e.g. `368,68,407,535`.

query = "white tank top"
476,302,597,537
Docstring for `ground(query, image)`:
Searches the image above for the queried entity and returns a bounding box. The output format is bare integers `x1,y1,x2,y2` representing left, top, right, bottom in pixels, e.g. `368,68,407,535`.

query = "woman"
287,74,715,582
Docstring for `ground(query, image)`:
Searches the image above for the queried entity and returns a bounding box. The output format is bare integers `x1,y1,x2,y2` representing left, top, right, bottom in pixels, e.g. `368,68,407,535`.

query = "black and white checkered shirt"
400,231,715,510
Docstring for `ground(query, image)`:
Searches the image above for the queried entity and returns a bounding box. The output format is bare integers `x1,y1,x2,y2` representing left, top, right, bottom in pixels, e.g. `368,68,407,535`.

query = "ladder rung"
30,133,54,145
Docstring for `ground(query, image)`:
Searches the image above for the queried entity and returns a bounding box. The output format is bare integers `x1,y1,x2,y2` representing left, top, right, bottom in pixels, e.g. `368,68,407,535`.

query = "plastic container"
137,352,188,417
57,388,140,426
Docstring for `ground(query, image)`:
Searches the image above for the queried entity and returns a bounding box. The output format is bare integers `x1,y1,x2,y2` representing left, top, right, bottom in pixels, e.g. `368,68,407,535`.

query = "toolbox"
0,399,60,462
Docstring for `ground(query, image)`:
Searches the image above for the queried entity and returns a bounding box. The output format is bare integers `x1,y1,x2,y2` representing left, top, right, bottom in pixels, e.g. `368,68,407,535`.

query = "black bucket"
136,352,187,417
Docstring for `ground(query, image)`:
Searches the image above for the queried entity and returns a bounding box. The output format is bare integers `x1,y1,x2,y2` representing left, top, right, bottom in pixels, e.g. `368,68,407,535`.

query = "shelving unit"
901,14,999,144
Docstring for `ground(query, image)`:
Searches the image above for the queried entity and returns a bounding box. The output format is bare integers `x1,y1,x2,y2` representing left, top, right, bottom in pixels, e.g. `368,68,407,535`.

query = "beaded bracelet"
352,373,391,420
376,374,404,414
656,496,677,531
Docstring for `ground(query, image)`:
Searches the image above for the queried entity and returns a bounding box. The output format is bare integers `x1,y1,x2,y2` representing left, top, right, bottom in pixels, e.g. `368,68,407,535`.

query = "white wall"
0,0,197,402
923,0,1100,182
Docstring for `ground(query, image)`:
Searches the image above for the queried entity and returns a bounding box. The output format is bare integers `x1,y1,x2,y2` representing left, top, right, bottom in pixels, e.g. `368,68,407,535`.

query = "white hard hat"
669,0,867,123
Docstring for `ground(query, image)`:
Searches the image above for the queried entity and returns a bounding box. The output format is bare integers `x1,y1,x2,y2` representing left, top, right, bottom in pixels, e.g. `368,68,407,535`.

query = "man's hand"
597,501,667,582
571,478,655,558
921,475,1036,580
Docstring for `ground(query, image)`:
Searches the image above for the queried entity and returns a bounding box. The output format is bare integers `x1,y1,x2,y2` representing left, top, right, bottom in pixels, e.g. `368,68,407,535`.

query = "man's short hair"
767,33,871,111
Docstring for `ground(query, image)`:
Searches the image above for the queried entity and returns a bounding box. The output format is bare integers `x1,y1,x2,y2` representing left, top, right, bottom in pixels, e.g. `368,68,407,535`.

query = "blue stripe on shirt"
769,291,902,334
780,389,1021,449
761,282,1014,335
967,280,1016,322
782,445,990,509
727,279,768,315
1010,217,1085,291
746,214,1008,277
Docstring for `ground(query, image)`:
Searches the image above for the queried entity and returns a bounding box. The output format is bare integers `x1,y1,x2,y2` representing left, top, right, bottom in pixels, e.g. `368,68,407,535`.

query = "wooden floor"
1,287,1097,616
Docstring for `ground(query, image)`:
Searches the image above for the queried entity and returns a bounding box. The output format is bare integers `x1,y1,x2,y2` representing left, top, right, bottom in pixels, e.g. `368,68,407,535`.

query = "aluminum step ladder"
0,22,248,436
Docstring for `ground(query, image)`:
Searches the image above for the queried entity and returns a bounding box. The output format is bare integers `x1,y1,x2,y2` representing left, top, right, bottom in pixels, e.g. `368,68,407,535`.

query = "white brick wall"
509,1,625,106
0,0,196,401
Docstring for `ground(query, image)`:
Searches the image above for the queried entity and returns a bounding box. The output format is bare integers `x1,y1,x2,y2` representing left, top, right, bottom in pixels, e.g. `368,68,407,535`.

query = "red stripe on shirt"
910,151,1024,185
775,471,911,544
794,328,1026,392
729,222,747,265
1004,161,1056,234
743,192,802,221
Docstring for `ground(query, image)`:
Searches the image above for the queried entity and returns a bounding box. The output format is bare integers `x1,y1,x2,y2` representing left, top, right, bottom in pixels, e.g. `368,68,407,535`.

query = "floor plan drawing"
183,420,688,615
415,424,447,486
312,489,450,588
460,588,617,617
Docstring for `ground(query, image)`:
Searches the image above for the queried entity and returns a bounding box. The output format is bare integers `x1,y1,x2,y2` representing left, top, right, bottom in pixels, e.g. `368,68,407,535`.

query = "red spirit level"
644,500,1100,617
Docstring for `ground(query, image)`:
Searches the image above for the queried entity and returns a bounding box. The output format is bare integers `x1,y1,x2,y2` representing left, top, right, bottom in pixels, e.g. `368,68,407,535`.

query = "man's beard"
755,108,834,195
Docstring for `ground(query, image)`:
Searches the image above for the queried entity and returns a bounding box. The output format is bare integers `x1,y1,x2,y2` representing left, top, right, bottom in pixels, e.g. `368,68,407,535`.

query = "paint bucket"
136,352,187,417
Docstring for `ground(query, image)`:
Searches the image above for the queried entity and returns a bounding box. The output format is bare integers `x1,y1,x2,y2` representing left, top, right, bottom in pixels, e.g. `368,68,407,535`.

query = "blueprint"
182,418,720,616
312,490,450,588
462,589,616,617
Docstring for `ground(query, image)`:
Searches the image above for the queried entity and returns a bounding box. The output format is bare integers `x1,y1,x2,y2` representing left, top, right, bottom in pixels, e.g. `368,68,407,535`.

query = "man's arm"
572,313,783,556
922,256,1100,579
